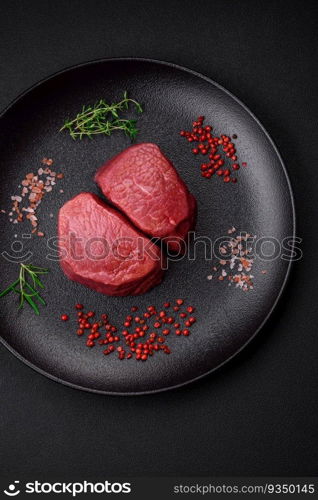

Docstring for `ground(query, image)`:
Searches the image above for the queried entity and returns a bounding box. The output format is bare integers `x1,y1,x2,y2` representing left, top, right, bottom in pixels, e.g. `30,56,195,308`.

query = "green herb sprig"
60,91,143,140
0,264,49,315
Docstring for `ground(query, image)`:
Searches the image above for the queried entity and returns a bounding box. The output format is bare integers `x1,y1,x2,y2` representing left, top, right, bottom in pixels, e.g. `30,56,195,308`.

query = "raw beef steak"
58,192,164,296
95,143,196,252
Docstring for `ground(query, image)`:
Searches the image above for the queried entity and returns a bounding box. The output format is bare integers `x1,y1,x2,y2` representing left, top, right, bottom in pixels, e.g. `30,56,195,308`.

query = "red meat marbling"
58,192,165,296
95,143,197,252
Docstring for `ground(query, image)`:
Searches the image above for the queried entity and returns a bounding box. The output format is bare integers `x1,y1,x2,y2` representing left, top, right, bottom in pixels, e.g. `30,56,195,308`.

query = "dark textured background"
0,0,317,477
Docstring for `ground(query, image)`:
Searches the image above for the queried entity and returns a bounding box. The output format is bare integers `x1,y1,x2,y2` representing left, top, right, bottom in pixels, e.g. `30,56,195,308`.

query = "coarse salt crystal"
7,158,63,232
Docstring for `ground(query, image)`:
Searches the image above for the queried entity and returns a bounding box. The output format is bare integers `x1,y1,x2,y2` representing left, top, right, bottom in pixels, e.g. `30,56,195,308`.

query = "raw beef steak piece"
95,143,197,252
58,192,164,296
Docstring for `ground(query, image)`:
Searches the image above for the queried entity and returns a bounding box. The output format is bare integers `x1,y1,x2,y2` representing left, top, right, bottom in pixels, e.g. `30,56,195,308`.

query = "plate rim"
0,57,296,396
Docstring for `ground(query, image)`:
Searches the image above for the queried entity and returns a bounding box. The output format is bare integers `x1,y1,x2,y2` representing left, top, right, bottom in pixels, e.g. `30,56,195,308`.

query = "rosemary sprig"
60,91,143,140
0,263,49,315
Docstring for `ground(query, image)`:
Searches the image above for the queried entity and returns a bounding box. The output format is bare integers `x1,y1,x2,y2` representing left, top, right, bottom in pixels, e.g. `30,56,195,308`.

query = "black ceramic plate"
0,59,295,395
